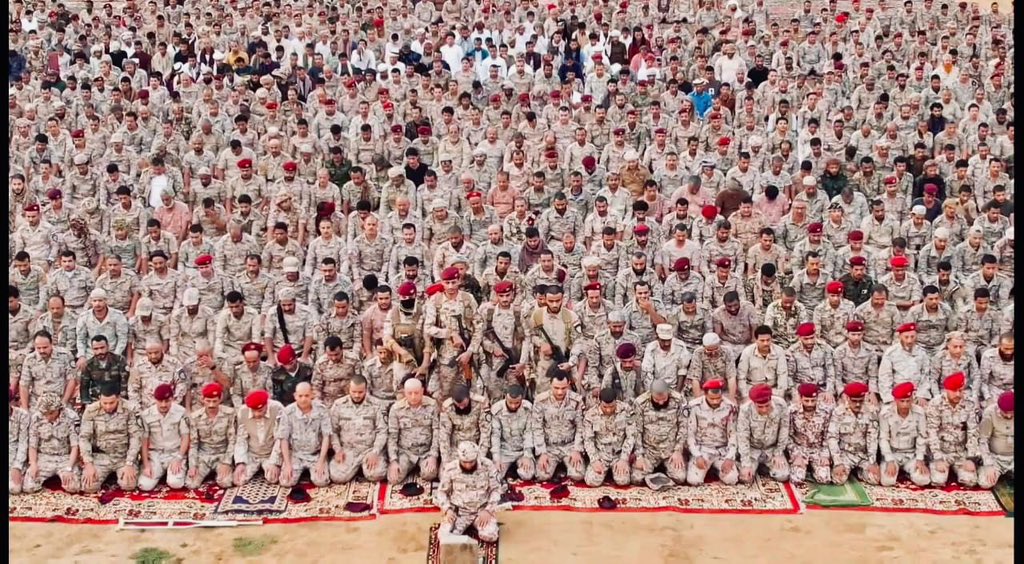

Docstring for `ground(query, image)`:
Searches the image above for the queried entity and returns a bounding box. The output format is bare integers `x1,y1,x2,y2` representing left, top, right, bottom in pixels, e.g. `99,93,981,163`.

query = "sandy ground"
10,511,1013,564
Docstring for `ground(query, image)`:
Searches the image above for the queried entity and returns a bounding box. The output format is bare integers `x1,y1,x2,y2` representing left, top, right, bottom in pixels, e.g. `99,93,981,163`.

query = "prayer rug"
215,480,288,514
9,478,381,524
425,524,499,564
381,477,800,514
992,480,1014,517
793,480,1005,516
800,480,873,508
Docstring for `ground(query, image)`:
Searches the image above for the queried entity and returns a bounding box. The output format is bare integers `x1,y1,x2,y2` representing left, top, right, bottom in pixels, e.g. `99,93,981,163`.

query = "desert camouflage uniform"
277,402,332,487
878,403,930,487
186,405,236,489
387,396,441,483
436,455,501,542
787,403,833,484
439,395,492,464
233,401,284,484
826,403,880,485
878,344,934,403
631,391,687,485
529,390,585,482
685,397,739,486
312,351,363,406
229,361,274,408
787,342,837,399
490,399,535,480
128,356,187,411
978,404,1014,489
79,399,142,493
926,396,980,487
582,400,635,486
736,397,791,482
329,395,388,483
23,405,82,493
19,349,75,408
9,406,31,493
979,349,1014,406
137,403,190,491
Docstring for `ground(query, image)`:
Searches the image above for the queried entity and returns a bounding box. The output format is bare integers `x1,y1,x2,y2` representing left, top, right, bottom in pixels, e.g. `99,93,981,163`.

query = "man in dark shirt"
80,335,130,406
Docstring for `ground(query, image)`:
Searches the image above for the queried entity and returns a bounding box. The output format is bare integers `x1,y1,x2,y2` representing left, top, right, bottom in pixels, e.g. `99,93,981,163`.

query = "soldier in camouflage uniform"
228,343,274,408
138,384,190,491
631,380,688,486
387,378,440,484
762,287,809,350
79,335,130,404
530,371,586,482
9,390,31,493
312,336,363,406
277,382,332,488
977,392,1014,490
168,288,215,360
787,323,837,401
979,334,1014,406
932,333,981,402
878,323,935,404
270,345,314,406
827,382,881,485
473,281,528,402
607,342,645,402
582,388,635,487
437,441,502,543
737,384,790,483
787,384,833,485
526,285,583,398
439,385,492,466
128,340,187,411
903,285,956,356
329,376,388,483
833,321,880,403
79,383,142,493
812,281,857,348
686,380,739,486
878,382,931,487
382,282,431,391
641,324,691,392
127,298,169,362
214,291,262,360
686,333,738,400
186,382,236,490
926,373,980,487
232,390,283,486
18,331,75,410
671,292,712,350
23,394,81,493
424,267,479,401
490,386,535,480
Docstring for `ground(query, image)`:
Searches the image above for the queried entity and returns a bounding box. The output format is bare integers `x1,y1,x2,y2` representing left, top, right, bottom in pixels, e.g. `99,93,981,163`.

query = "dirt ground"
9,511,1013,564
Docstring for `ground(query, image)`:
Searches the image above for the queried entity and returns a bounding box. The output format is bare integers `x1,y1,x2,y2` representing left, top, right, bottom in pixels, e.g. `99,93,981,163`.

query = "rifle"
536,325,568,364
454,314,474,386
486,325,526,400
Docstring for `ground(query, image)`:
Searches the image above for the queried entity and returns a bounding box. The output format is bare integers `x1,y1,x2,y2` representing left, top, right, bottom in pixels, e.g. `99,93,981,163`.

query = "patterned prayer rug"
425,524,499,564
382,477,800,514
800,481,873,508
9,479,381,524
993,480,1014,517
792,481,1005,515
215,480,289,514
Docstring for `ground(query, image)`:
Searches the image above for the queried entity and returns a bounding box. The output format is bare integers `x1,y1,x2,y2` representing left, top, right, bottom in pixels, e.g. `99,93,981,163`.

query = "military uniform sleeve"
478,403,493,455
429,405,440,457
529,402,547,455
826,409,842,463
436,462,453,512
965,404,980,459
774,404,790,458
620,409,635,462
372,404,388,455
736,407,752,464
127,408,143,465
877,353,895,403
387,406,401,461
79,409,96,464
724,405,738,459
913,410,927,462
582,410,598,461
977,409,995,467
113,312,130,356
878,410,895,462
925,402,946,464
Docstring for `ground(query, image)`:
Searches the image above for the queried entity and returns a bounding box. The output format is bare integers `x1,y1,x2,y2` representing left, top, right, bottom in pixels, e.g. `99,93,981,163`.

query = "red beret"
892,382,916,400
545,150,558,159
796,323,816,338
237,159,253,169
583,282,601,292
849,256,867,267
896,323,917,334
626,109,638,116
344,79,356,88
615,342,637,359
797,383,819,398
397,281,418,298
883,176,898,185
47,187,63,199
848,230,865,242
378,88,390,95
592,53,604,61
417,126,432,136
518,93,531,102
708,112,722,119
923,183,938,195
702,379,724,392
633,224,650,235
826,281,844,294
23,203,40,213
673,258,691,271
613,127,626,135
749,383,773,404
843,381,869,399
701,205,718,220
943,372,966,391
581,94,594,102
201,382,223,399
391,124,404,133
440,267,460,281
241,342,263,354
807,222,823,234
283,161,298,172
836,13,849,23
494,281,514,294
276,344,296,364
194,254,214,266
582,156,596,168
138,89,150,99
716,257,732,269
717,137,731,147
373,18,385,27
997,391,1014,413
265,102,279,110
846,321,865,332
654,128,667,135
71,129,85,139
245,389,269,410
153,383,174,401
549,90,561,98
382,101,394,110
890,256,910,268
317,201,336,218
425,283,444,297
466,191,483,200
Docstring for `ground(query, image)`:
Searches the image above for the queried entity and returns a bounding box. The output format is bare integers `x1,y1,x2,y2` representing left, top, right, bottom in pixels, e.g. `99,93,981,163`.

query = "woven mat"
793,481,1005,515
801,480,873,508
215,480,288,514
426,523,499,564
993,480,1014,517
9,479,381,524
383,477,799,514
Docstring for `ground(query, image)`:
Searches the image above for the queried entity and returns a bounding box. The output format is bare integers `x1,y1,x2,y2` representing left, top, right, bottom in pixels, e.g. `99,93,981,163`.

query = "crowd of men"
6,0,1017,542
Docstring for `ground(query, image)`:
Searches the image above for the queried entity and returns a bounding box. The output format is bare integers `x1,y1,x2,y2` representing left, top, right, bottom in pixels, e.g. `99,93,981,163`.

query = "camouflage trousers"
534,447,584,482
832,452,880,485
186,453,233,490
686,448,739,486
429,359,467,403
740,449,790,483
880,452,931,487
978,455,1013,489
495,454,535,481
447,507,499,542
280,452,331,487
236,453,280,485
84,453,138,493
929,457,978,487
479,360,517,403
787,446,831,484
329,448,387,483
390,451,438,484
584,457,631,487
138,450,187,491
631,452,687,486
23,453,81,493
